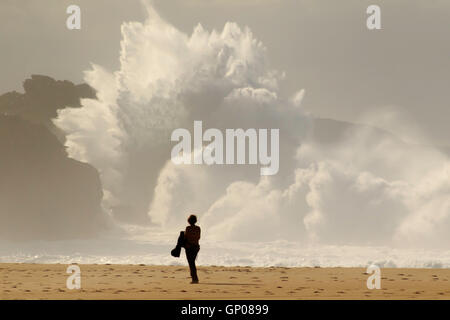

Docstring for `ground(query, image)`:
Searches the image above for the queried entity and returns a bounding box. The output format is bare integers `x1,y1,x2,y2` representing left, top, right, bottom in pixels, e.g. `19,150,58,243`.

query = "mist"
52,3,450,253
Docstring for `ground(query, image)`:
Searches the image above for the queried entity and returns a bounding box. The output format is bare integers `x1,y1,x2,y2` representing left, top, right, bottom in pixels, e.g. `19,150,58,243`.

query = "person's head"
187,214,197,226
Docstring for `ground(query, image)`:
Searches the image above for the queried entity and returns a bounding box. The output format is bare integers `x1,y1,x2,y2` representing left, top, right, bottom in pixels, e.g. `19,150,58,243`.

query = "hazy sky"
1,0,449,144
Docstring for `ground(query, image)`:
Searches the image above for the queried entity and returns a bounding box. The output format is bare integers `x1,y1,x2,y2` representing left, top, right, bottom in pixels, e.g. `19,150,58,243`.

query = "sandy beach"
1,263,449,300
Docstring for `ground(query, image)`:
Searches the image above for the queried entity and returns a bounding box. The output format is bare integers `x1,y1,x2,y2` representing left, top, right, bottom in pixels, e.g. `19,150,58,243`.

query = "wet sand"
1,263,449,299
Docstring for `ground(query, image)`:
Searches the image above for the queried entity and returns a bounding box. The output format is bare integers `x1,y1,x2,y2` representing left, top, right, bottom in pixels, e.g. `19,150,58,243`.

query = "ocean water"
0,238,448,269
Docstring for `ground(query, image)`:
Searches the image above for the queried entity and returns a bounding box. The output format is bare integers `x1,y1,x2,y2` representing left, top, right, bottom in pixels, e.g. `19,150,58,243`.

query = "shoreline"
1,263,449,300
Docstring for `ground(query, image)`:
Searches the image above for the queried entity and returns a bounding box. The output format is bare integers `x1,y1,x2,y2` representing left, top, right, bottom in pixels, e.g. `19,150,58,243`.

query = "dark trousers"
185,245,200,281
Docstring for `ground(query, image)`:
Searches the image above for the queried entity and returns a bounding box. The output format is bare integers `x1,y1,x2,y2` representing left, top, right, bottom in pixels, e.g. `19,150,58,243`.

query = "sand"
1,263,449,300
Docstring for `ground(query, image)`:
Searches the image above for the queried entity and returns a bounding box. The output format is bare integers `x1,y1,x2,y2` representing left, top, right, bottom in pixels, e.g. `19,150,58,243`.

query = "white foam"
1,239,449,268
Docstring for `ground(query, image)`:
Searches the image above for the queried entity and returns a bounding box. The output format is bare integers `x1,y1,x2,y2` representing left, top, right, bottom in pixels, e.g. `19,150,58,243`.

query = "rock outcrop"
0,76,106,240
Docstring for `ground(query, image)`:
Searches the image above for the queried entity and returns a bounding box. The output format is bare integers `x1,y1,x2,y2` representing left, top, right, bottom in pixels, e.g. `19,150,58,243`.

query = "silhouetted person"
185,214,201,283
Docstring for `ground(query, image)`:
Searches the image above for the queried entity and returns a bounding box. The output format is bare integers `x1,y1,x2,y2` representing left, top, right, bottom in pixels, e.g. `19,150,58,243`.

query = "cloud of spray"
55,3,307,224
54,4,450,248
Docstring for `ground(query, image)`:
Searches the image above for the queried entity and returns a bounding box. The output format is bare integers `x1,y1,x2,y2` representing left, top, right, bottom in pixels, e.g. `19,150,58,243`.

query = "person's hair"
187,214,197,226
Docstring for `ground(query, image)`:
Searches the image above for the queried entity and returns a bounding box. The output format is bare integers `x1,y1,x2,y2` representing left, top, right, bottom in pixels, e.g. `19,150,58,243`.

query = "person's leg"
186,247,199,282
191,248,199,282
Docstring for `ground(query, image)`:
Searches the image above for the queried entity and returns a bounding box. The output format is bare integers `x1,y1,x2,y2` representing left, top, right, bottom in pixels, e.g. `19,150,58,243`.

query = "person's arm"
197,227,201,241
